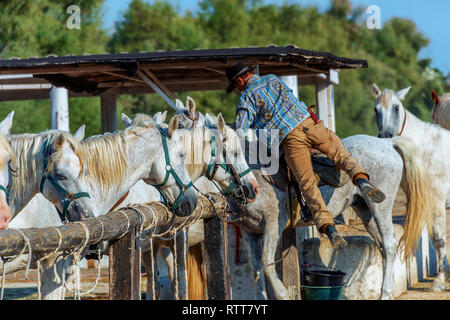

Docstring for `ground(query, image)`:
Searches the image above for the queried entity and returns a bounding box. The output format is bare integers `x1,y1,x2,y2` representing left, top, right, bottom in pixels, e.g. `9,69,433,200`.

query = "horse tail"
392,136,433,262
186,243,205,299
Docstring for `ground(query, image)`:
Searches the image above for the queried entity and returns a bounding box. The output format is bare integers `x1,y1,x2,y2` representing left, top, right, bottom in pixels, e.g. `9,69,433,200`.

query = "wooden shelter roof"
0,45,368,101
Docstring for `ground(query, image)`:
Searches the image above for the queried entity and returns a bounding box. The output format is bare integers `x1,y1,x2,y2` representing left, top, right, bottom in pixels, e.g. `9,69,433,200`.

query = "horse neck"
401,109,434,145
81,131,159,216
7,133,48,217
180,127,211,182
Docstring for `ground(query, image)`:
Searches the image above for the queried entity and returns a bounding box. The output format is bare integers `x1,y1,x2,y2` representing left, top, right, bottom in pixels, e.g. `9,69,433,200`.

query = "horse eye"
393,105,399,112
55,173,67,180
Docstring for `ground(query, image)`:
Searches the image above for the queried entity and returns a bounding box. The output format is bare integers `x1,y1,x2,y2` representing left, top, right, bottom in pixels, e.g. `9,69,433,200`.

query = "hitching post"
203,216,231,300
108,225,141,300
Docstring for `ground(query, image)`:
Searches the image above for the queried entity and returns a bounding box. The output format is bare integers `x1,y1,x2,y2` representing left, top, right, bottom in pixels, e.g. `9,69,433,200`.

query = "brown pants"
280,117,368,232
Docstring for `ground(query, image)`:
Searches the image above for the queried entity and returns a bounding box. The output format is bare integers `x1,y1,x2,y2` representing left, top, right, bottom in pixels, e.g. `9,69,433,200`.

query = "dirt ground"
1,267,448,300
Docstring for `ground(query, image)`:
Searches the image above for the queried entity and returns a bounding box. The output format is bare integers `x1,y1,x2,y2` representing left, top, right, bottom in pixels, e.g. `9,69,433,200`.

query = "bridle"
39,137,90,224
205,130,252,205
151,127,194,212
398,106,407,136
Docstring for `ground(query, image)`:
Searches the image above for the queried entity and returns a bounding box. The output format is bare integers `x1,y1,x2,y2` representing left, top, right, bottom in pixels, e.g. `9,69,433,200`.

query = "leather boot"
356,178,386,203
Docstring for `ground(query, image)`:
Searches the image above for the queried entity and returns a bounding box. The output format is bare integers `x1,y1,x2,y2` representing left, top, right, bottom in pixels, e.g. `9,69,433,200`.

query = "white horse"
118,106,259,300
174,105,434,300
21,115,197,299
0,113,18,229
431,89,450,130
372,83,450,291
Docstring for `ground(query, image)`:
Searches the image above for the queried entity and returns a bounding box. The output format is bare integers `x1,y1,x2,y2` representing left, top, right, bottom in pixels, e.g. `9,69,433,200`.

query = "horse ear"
431,90,440,105
371,83,382,99
175,98,185,112
122,113,133,127
396,87,411,100
152,112,164,125
217,113,226,134
205,113,217,128
168,116,178,138
0,111,14,135
53,134,66,150
73,125,85,141
161,110,167,122
186,96,196,116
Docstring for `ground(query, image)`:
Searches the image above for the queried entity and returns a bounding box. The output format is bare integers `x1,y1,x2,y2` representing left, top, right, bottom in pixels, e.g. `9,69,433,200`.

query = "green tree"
0,0,107,136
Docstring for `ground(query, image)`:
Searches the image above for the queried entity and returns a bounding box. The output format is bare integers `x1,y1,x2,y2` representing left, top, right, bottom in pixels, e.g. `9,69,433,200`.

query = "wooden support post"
100,93,118,133
109,225,141,300
277,75,301,299
50,86,69,131
315,71,338,132
203,217,231,300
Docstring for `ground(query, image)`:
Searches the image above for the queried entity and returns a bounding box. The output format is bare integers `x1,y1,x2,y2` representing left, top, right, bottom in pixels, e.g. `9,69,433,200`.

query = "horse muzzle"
173,189,198,217
66,199,94,222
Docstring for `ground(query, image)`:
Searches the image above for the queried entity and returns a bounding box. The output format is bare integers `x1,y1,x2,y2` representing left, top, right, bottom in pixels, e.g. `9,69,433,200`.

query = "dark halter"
151,127,194,212
205,131,252,204
39,138,90,224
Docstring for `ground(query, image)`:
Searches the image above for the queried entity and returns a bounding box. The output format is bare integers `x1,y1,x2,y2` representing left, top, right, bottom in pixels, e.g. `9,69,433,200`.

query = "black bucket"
302,269,346,286
300,264,346,300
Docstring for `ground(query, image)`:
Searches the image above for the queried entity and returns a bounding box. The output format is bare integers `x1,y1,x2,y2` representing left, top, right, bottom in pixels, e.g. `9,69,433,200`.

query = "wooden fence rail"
0,193,226,257
0,193,231,300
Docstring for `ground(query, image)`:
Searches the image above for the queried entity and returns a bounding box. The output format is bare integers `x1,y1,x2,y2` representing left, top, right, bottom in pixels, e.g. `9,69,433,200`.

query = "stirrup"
357,178,386,203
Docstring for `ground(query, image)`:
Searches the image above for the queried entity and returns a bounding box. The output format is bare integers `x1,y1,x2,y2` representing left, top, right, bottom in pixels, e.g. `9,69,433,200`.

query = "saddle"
261,151,350,225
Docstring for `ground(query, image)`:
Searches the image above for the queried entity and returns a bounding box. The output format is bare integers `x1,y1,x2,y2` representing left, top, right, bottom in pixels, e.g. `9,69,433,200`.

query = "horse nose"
246,178,259,203
0,201,10,230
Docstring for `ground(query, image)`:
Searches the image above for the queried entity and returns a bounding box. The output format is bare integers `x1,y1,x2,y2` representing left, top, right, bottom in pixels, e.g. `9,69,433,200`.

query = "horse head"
122,113,198,217
173,96,206,129
0,112,16,229
371,83,411,138
201,112,259,203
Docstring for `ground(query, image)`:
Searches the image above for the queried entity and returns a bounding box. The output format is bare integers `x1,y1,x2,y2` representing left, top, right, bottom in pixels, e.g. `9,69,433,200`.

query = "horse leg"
168,231,189,300
142,243,161,300
261,219,290,300
241,231,267,300
353,196,397,300
351,197,383,247
430,202,449,291
159,245,175,299
38,254,66,300
368,200,397,300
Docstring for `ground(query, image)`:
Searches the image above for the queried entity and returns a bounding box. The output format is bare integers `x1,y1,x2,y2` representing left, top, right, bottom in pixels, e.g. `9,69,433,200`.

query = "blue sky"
101,0,450,74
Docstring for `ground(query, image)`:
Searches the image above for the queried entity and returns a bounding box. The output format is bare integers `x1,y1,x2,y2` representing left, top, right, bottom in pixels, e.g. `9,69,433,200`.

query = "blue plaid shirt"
232,74,310,150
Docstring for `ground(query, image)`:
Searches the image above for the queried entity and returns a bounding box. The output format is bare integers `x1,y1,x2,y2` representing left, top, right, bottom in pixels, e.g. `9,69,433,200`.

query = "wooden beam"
0,193,225,257
136,69,177,110
100,93,118,133
140,68,176,100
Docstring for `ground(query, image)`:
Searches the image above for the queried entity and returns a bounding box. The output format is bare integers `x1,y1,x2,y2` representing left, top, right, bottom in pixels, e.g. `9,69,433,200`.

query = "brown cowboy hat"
225,62,256,94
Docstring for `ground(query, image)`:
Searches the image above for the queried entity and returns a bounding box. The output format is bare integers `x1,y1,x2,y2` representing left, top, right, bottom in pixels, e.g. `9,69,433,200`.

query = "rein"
39,138,90,224
398,107,407,136
151,127,194,212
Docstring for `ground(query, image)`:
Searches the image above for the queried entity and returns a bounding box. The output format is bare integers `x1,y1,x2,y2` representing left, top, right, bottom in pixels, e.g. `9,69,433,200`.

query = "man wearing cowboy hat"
226,62,386,249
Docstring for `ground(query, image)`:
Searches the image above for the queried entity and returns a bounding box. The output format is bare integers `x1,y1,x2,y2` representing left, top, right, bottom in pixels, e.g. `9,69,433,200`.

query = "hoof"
430,279,447,292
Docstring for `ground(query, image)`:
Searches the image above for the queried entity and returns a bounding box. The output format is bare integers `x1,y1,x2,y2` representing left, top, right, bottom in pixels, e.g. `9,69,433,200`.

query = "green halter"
0,185,8,201
205,132,252,199
39,138,90,224
152,127,194,212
